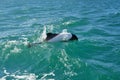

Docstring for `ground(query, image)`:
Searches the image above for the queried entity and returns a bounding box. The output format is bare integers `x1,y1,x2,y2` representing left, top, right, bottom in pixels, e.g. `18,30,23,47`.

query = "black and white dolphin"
45,32,78,42
28,29,78,47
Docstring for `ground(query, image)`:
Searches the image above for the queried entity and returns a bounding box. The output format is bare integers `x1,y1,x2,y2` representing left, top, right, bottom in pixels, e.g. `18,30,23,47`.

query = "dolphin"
28,29,78,48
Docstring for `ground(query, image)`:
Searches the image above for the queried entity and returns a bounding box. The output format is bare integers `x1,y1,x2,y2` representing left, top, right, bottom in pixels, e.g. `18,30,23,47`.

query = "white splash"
42,26,47,41
3,69,10,75
38,26,47,42
3,40,19,51
7,40,19,45
22,37,29,46
1,69,37,80
10,46,21,53
40,71,55,80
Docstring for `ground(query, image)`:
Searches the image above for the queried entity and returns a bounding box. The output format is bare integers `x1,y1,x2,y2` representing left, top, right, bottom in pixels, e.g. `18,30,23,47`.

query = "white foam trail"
58,49,81,77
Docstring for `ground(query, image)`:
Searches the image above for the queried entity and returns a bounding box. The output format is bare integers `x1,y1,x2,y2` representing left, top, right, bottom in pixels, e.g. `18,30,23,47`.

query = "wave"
96,11,120,27
46,16,90,29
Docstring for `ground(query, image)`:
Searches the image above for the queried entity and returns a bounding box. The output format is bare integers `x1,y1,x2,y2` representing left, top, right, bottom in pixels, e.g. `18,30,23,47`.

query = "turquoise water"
0,0,120,80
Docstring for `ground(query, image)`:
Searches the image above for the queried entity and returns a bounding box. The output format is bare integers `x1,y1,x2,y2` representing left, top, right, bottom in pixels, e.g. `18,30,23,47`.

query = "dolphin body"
45,33,78,42
28,29,78,47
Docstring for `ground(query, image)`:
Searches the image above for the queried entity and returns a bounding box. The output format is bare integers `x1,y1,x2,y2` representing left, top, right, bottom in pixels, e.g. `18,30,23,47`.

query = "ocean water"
0,0,120,80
